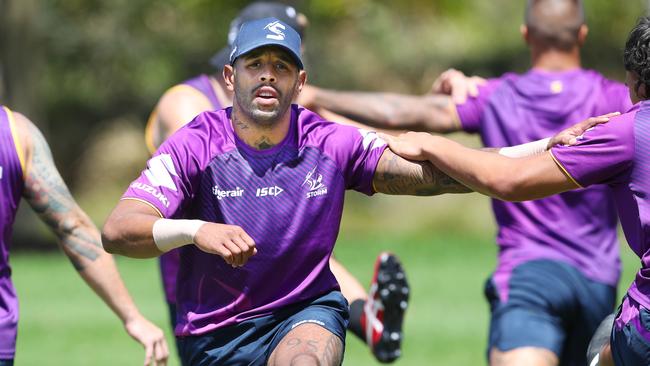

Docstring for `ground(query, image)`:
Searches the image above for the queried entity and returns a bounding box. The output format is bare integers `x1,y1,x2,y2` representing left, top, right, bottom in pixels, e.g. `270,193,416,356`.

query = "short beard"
234,81,295,127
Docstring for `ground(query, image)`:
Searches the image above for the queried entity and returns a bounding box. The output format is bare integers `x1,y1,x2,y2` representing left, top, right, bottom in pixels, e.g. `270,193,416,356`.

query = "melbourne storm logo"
302,167,328,198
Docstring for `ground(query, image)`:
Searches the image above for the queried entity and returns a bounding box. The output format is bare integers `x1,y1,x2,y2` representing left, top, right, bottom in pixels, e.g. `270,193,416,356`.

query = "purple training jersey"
0,106,24,359
123,105,386,336
551,101,650,336
158,74,224,306
456,68,632,300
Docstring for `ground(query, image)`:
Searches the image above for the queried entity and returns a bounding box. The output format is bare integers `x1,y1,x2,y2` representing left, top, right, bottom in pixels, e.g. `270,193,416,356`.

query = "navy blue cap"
229,17,304,69
209,2,306,69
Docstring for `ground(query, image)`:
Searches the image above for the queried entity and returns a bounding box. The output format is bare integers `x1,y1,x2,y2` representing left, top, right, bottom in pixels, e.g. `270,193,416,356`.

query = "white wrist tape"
498,137,550,158
152,219,206,253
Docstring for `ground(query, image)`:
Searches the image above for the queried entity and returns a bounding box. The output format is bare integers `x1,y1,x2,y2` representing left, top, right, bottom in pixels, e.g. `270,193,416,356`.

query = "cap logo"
264,21,286,41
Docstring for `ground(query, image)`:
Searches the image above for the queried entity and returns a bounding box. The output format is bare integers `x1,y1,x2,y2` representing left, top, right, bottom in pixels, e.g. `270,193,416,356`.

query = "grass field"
10,231,639,365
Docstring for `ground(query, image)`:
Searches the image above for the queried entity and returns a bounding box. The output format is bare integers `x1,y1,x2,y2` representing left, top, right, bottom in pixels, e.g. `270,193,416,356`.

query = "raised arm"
382,132,576,201
15,113,169,365
372,148,471,196
377,112,618,201
300,85,462,133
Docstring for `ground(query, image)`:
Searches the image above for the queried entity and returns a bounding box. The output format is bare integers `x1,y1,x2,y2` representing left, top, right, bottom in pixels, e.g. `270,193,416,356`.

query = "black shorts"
177,291,348,366
484,259,616,366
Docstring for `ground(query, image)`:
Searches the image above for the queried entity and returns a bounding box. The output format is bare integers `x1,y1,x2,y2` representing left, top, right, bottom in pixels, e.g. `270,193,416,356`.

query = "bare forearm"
313,88,458,132
422,136,574,201
373,148,470,195
102,207,163,258
70,245,141,323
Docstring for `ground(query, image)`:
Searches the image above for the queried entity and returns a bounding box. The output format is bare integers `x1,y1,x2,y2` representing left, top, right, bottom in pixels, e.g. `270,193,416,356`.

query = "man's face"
226,46,306,126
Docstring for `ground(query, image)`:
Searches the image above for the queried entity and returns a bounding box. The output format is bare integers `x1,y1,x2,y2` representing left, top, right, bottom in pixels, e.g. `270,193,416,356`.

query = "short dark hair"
624,17,650,99
525,0,585,51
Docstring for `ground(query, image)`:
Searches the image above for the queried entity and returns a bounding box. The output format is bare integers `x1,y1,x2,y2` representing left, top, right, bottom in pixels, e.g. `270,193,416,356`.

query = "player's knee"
490,347,558,366
289,353,321,366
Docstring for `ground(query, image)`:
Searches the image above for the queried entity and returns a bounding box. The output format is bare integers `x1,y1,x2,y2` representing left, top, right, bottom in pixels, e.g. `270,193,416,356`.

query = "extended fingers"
143,341,153,366
152,337,168,366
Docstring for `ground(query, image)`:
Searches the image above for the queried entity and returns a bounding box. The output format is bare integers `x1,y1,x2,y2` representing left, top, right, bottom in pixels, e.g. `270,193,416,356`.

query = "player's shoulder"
3,107,36,147
176,108,231,137
577,69,626,89
158,81,211,110
295,105,362,143
584,104,639,142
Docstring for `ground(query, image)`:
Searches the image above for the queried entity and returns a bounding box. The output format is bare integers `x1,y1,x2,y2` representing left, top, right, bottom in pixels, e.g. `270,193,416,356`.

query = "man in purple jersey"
102,17,470,365
0,106,169,365
146,2,410,363
299,1,631,365
382,16,650,366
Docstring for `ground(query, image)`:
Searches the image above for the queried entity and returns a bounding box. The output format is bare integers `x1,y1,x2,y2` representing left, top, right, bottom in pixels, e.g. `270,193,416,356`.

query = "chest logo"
256,186,284,197
302,167,328,198
213,186,244,200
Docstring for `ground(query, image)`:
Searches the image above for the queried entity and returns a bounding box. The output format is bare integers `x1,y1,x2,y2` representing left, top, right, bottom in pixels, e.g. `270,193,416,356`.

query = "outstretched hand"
194,223,257,267
547,112,621,149
124,315,169,366
379,132,433,161
431,68,487,104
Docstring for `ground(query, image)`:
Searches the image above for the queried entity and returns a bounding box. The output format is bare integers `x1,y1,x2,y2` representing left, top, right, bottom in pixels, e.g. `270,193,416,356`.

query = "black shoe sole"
373,254,410,363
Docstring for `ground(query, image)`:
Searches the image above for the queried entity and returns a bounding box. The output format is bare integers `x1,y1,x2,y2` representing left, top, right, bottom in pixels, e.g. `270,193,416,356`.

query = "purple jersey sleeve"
550,111,636,187
455,78,504,133
122,116,209,218
323,125,387,195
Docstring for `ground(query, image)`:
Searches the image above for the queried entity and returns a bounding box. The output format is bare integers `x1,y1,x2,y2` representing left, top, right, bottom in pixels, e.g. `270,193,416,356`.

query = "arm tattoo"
22,123,101,270
373,149,471,195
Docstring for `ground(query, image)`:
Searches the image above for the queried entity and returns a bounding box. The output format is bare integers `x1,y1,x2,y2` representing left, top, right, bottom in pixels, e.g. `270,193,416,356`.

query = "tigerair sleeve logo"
264,21,286,40
144,154,178,191
0,166,3,180
302,166,328,198
358,129,387,150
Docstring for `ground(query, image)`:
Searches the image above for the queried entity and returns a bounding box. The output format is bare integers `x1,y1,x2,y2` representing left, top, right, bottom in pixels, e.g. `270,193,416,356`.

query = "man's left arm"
372,148,471,196
373,112,619,199
16,113,169,365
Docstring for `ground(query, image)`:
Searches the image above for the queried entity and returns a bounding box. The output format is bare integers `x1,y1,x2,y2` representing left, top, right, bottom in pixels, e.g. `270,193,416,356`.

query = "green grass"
10,232,639,365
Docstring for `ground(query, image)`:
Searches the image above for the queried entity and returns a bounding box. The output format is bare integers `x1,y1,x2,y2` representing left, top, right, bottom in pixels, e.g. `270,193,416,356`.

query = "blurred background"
0,0,647,365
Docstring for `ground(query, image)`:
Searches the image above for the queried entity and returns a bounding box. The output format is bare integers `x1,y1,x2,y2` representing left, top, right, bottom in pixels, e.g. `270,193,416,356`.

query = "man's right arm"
301,85,462,133
102,193,257,266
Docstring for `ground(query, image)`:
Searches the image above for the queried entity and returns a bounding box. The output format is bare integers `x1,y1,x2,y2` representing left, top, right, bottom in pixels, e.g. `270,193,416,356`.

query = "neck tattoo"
233,117,250,130
254,136,276,150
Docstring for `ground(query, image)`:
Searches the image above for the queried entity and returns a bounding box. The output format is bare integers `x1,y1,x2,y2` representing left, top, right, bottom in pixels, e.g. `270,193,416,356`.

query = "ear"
577,24,589,46
223,64,235,92
296,70,307,93
520,24,530,44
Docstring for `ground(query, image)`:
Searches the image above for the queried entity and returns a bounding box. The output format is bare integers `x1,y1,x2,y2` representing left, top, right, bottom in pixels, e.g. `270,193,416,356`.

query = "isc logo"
256,186,284,197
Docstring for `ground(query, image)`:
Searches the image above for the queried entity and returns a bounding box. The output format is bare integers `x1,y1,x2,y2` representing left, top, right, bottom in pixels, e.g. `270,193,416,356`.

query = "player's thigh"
484,261,576,361
267,323,343,366
490,347,558,366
